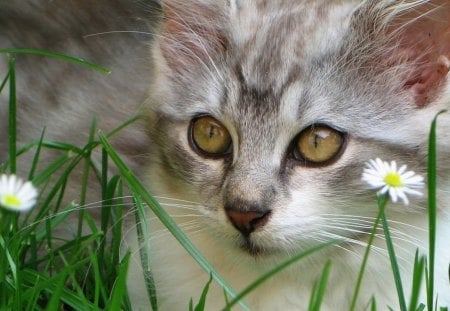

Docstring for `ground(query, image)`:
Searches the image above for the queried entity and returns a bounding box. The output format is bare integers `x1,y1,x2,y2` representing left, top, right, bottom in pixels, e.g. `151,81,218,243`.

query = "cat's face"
145,0,450,255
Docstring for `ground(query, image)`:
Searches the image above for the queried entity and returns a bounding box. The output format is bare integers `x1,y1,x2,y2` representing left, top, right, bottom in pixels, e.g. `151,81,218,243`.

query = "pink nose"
226,209,271,236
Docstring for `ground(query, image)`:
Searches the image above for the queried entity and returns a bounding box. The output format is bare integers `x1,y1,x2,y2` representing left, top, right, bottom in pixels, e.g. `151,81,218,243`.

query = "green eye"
190,116,232,156
294,125,344,164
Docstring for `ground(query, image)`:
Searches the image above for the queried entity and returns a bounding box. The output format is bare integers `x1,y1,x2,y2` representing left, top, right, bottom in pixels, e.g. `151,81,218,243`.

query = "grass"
0,50,448,310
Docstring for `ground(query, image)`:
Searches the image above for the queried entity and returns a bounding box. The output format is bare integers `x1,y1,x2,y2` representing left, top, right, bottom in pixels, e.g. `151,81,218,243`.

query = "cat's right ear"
159,0,228,72
352,0,450,108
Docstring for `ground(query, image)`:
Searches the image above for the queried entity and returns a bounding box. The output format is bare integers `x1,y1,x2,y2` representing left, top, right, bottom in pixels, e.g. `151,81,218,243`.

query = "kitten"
127,0,450,310
1,0,450,310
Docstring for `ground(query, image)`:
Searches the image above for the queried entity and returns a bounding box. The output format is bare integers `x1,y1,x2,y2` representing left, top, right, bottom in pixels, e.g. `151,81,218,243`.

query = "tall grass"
0,50,448,310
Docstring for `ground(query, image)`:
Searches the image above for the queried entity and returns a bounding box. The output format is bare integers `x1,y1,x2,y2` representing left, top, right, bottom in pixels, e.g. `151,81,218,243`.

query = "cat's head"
145,0,450,255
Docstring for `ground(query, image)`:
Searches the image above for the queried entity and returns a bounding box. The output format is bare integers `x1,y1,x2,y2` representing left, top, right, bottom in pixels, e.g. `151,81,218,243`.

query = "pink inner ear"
405,57,450,107
160,3,228,71
379,0,450,107
384,3,450,107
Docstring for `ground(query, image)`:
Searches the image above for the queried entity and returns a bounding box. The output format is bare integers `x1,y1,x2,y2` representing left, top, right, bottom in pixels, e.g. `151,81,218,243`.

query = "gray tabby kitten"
127,0,450,310
1,0,449,310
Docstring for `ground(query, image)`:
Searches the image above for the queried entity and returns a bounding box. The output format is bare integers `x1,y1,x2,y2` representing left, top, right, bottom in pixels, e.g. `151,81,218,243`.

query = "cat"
1,0,450,310
126,0,450,310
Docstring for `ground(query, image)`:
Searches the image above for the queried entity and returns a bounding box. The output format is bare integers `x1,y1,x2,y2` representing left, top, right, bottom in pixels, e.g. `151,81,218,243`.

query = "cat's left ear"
367,1,450,107
158,0,228,72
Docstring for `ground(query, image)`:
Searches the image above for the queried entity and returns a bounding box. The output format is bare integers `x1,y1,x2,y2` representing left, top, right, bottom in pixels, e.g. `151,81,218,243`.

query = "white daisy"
362,158,424,205
0,174,38,212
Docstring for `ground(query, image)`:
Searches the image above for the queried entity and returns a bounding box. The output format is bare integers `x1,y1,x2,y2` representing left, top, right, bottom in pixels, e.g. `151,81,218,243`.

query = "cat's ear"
159,0,228,71
358,1,450,107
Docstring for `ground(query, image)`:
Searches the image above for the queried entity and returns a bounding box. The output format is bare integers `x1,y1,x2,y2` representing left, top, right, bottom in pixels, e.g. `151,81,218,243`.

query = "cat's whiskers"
325,220,424,247
85,24,224,85
313,235,365,261
17,197,137,235
314,231,407,267
321,217,425,246
122,218,203,242
320,214,426,246
316,223,422,269
320,213,426,232
153,195,205,205
120,198,207,248
69,195,135,208
123,221,207,259
83,30,157,39
18,193,202,240
156,204,199,211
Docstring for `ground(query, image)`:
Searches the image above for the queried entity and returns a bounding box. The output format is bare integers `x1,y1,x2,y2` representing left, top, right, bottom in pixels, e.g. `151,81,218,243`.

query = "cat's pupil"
314,135,320,148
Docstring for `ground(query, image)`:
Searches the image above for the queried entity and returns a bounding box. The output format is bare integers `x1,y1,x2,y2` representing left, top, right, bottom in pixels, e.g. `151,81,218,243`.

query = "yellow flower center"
2,194,21,208
384,173,403,188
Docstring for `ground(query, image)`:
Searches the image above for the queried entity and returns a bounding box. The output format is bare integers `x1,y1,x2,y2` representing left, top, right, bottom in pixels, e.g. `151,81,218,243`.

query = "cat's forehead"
228,0,357,93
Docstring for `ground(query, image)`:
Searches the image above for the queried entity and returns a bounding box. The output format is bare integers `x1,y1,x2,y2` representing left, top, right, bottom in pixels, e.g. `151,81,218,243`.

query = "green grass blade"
28,128,46,181
8,54,16,174
89,241,105,307
307,281,318,311
222,241,337,311
308,260,332,311
12,115,137,169
21,265,96,310
31,153,72,186
427,110,446,311
380,194,407,311
77,118,97,238
133,193,158,311
29,232,103,267
33,203,78,241
105,115,140,138
194,273,213,311
0,71,9,93
15,140,84,158
101,176,120,239
34,147,94,219
101,148,108,200
45,265,70,310
416,304,426,311
370,297,377,311
0,235,18,287
108,253,131,311
98,132,244,309
99,175,121,275
0,48,111,74
408,250,425,311
111,180,124,272
98,174,122,297
349,195,387,311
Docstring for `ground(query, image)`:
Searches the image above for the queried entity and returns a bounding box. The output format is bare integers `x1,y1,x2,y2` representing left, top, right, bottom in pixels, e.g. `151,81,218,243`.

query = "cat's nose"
225,208,271,236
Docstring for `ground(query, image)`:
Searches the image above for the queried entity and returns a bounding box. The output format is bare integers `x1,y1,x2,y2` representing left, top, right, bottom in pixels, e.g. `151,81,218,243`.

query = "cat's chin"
237,237,270,257
234,234,285,258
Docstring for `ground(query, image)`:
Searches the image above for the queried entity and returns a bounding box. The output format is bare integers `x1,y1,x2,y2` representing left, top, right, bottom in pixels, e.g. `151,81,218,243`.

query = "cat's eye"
294,125,344,164
190,116,232,157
